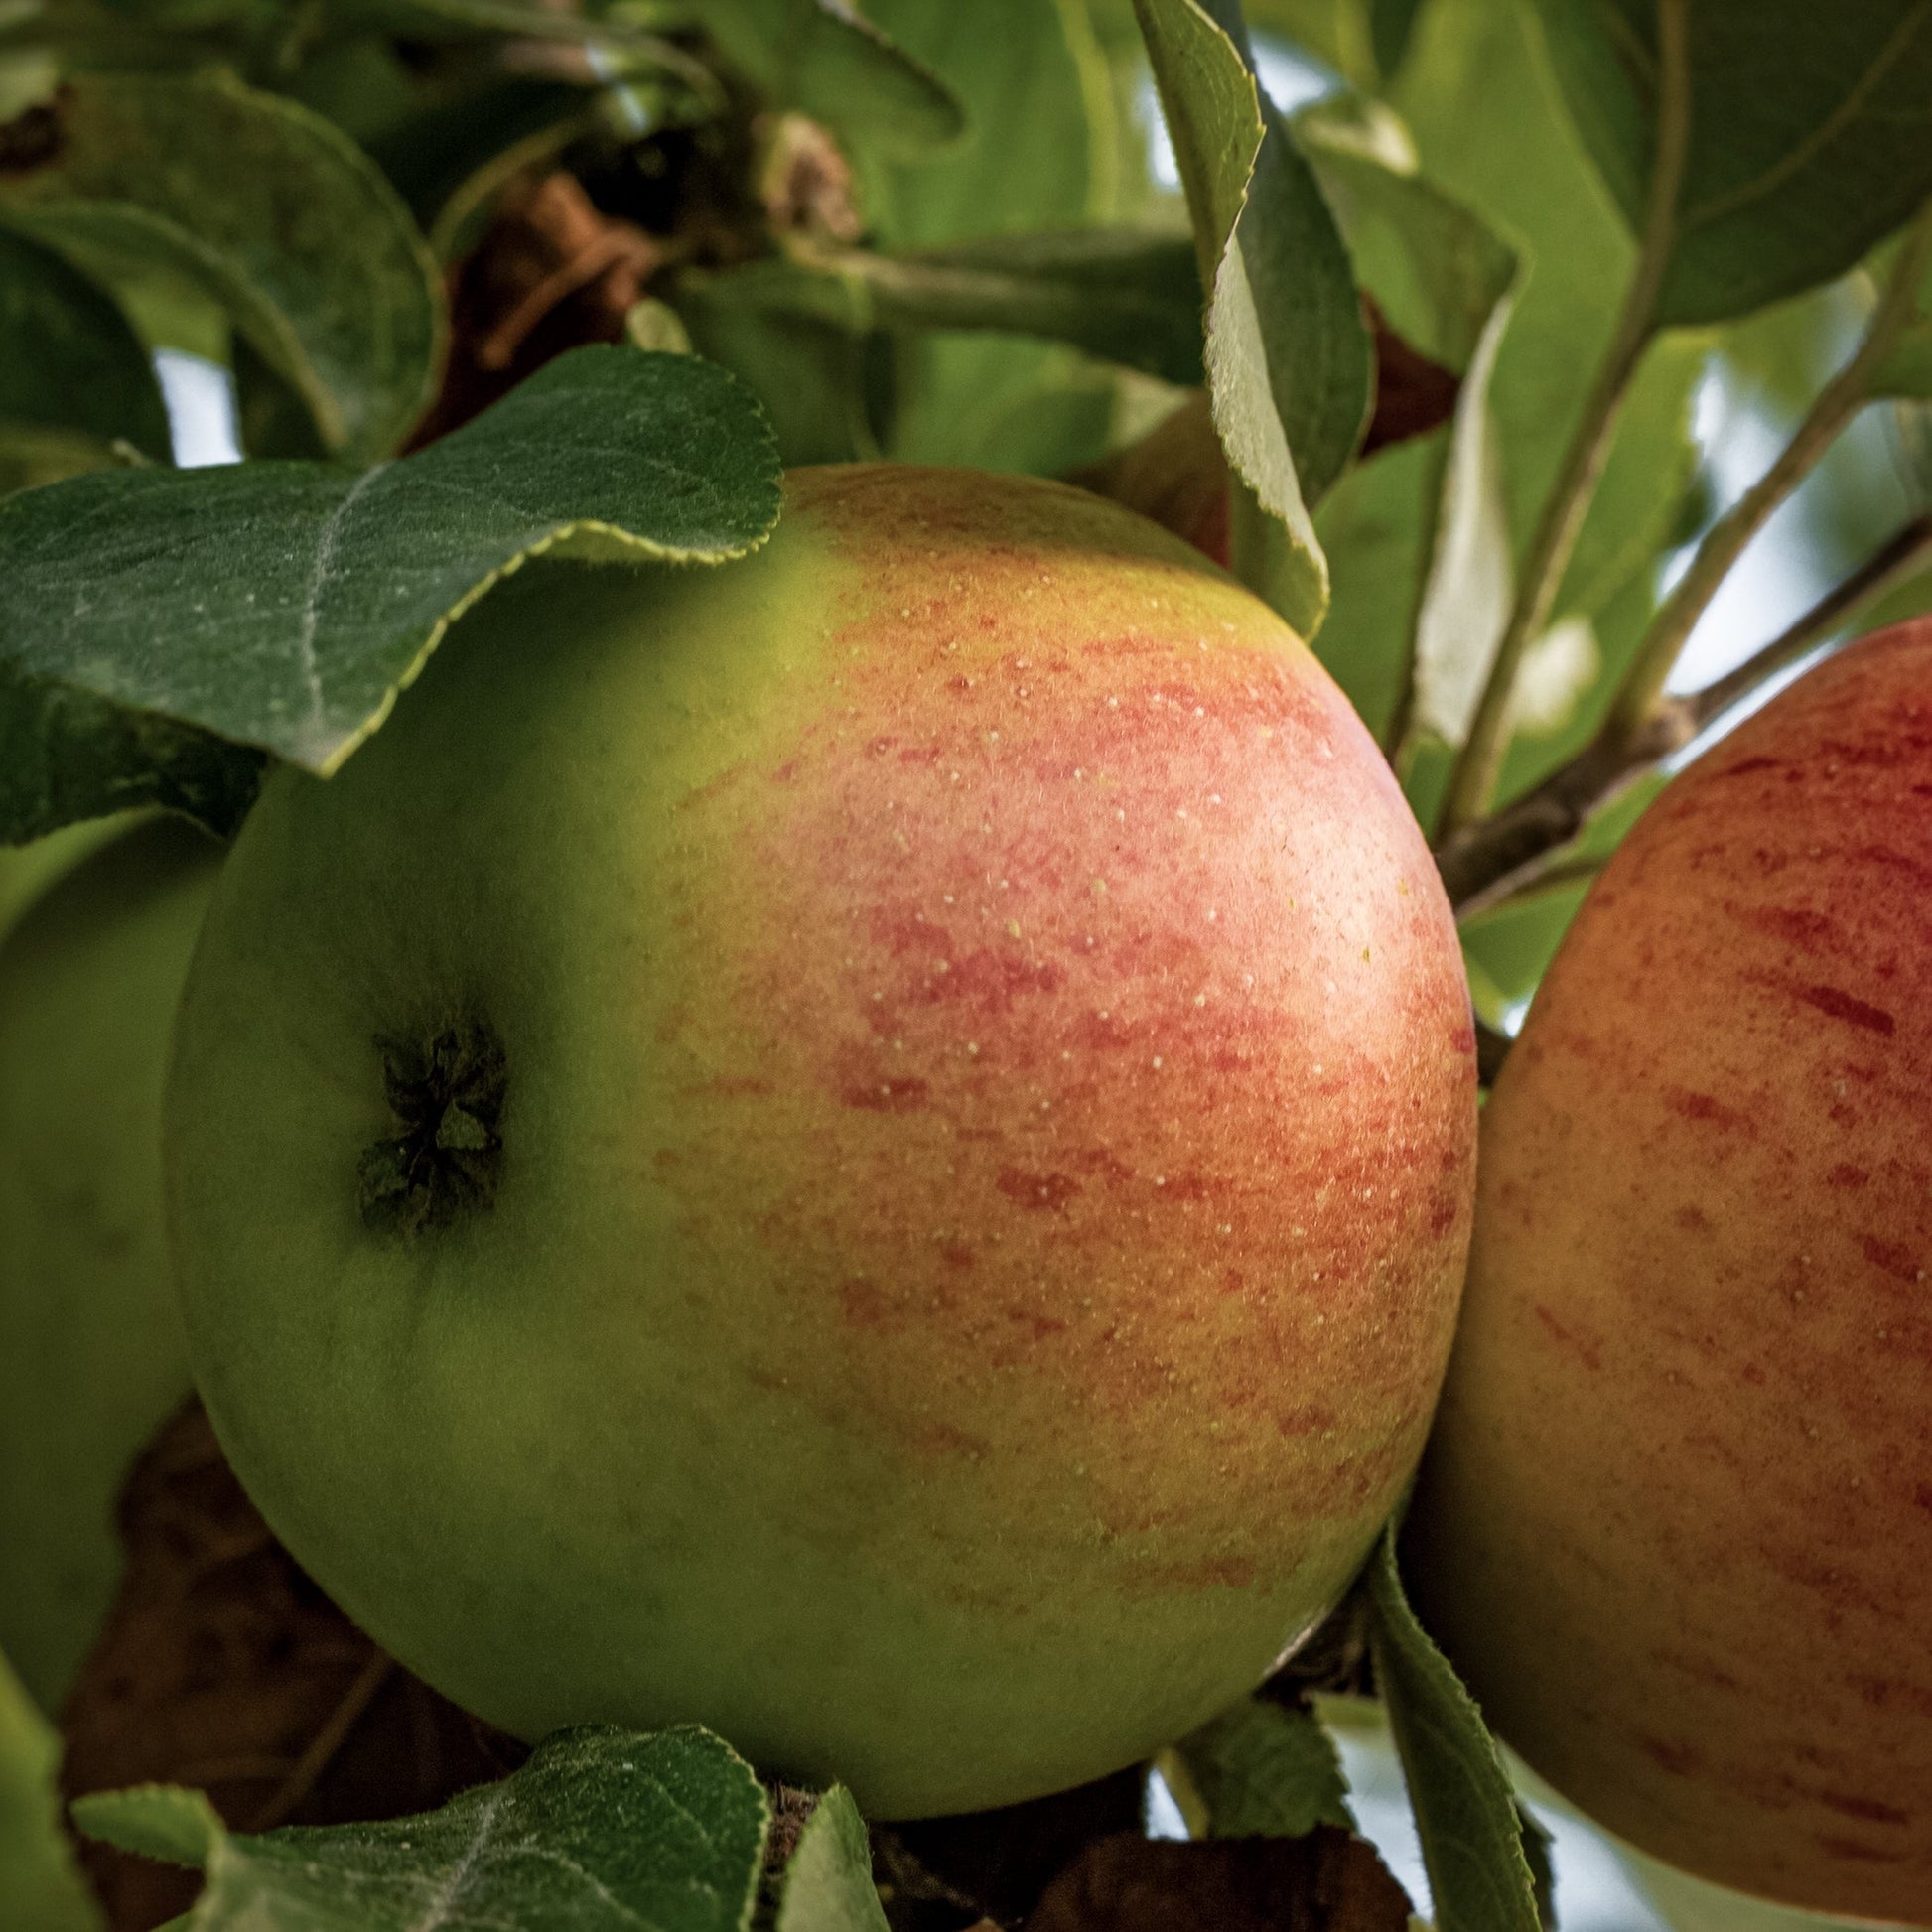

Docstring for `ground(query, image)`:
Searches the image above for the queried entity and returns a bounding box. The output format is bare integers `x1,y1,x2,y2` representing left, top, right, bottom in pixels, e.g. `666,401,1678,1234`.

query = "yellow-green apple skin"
0,816,215,1711
165,466,1477,1817
1405,621,1932,1924
0,814,146,948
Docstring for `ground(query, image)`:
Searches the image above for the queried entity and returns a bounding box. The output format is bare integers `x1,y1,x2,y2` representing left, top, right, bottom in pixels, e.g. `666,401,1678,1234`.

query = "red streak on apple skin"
1406,621,1932,1923
651,467,1475,1608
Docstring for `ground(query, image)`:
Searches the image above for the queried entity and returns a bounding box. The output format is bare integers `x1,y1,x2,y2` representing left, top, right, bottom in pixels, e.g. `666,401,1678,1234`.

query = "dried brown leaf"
1023,1827,1412,1932
59,1400,525,1932
759,113,863,244
875,1764,1146,1932
0,94,65,173
1361,299,1459,459
409,170,664,445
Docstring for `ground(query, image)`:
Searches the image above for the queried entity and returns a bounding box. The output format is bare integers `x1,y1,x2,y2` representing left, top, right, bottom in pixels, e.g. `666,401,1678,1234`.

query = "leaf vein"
1681,3,1932,232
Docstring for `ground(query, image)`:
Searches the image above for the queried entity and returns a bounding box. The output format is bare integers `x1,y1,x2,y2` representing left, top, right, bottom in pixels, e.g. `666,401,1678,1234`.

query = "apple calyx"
357,1021,507,1237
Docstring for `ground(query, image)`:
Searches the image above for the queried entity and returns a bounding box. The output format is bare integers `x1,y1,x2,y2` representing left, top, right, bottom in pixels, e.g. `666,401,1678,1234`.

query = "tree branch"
1606,203,1932,735
1686,511,1932,730
1437,512,1932,914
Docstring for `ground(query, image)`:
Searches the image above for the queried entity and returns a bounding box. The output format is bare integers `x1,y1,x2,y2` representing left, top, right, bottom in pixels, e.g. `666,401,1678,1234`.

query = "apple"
1403,620,1932,1923
165,465,1477,1817
0,814,145,949
0,815,216,1712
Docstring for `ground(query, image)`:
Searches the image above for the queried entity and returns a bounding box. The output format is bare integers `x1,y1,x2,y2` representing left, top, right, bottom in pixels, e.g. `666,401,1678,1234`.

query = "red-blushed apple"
1404,620,1932,1924
0,816,215,1710
164,466,1476,1817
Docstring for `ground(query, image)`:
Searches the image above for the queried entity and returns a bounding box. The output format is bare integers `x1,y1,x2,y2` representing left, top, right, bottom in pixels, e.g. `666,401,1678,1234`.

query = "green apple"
0,814,147,949
166,465,1477,1817
0,815,217,1712
1404,621,1932,1923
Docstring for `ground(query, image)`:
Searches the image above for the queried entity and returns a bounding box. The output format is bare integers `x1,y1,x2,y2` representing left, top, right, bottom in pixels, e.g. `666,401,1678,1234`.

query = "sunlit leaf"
1134,0,1368,634
704,0,966,156
1295,128,1523,746
1159,1696,1354,1840
1392,0,1705,789
862,0,1130,477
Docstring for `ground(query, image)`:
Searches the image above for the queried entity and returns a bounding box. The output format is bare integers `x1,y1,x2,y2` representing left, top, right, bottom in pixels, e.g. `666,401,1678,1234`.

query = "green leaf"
1370,0,1426,80
681,230,1203,385
1533,0,1932,327
1364,1522,1543,1932
1134,0,1366,635
1870,243,1932,401
0,72,445,463
1392,0,1706,773
1459,876,1592,1019
673,298,889,467
75,1725,771,1932
1313,432,1461,738
1158,1696,1354,1839
365,78,596,239
859,0,1129,477
0,227,170,463
1207,0,1374,507
702,0,966,157
0,346,780,842
70,1784,224,1869
773,1788,891,1932
1296,133,1523,745
0,1648,101,1932
0,658,265,848
1518,1802,1558,1931
1244,0,1376,85
1303,139,1519,378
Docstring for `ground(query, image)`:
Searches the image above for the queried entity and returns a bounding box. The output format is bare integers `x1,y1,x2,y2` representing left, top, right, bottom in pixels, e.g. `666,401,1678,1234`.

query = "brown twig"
1435,703,1691,915
1684,510,1932,728
249,1651,397,1832
1436,513,1932,914
1607,203,1932,735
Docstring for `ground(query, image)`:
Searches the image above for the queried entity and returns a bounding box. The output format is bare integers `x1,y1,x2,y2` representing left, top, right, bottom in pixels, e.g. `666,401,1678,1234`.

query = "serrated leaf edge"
314,512,778,776
70,1783,225,1870
1364,1520,1542,1932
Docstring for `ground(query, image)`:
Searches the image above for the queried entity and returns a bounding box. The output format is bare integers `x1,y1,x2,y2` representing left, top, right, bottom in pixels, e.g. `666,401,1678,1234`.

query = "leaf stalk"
1436,0,1692,834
